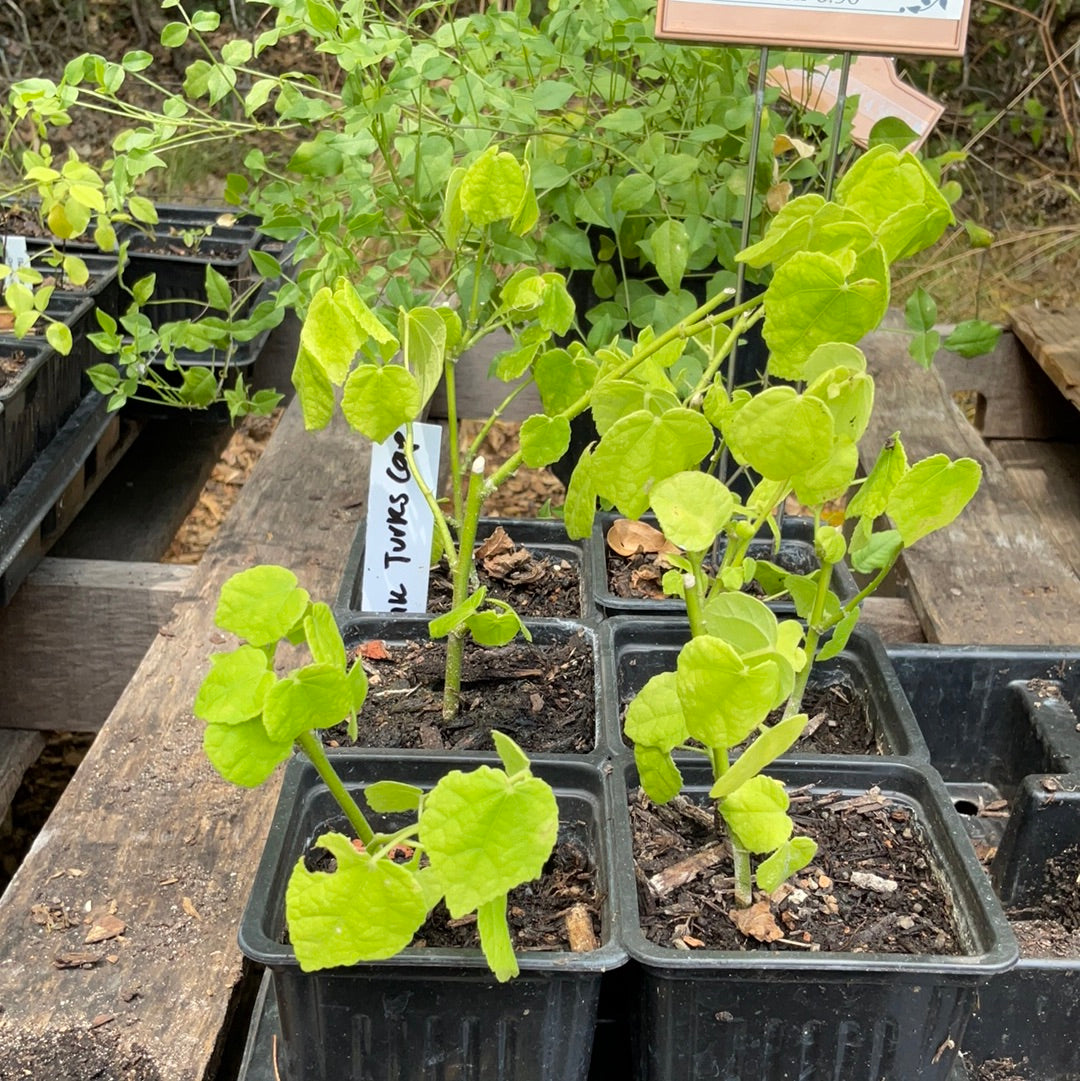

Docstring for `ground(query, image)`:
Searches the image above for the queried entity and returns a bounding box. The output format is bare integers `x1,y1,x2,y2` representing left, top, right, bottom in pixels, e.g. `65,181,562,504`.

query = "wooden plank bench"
861,330,1080,645
0,399,368,1079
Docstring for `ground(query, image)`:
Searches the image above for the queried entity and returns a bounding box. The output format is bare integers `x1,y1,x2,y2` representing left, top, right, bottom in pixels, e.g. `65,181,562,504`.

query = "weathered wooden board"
1009,304,1080,414
860,596,926,644
863,324,1075,440
992,440,1080,581
0,560,193,732
862,333,1080,645
0,729,44,823
0,399,367,1079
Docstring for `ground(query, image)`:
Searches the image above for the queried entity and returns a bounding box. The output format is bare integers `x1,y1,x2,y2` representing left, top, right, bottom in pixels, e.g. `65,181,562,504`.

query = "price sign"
656,0,971,57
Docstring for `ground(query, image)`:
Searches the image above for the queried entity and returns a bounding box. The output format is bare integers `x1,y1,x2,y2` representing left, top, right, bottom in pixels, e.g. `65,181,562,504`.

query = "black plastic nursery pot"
336,515,597,624
122,206,259,326
607,616,929,759
237,753,626,1081
589,511,859,619
888,645,1080,1079
609,758,1018,1081
335,614,614,758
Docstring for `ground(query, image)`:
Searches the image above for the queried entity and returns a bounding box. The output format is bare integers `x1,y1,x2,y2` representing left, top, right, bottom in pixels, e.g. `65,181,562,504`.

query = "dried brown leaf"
727,900,784,943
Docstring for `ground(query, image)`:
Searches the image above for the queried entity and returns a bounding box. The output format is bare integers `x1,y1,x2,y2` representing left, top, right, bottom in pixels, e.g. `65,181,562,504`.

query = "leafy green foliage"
195,565,561,980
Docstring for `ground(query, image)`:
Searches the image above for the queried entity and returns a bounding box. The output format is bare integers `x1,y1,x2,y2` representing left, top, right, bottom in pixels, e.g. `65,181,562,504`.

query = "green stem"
443,359,464,523
683,553,710,639
731,835,754,907
443,457,487,721
295,731,375,847
785,559,837,718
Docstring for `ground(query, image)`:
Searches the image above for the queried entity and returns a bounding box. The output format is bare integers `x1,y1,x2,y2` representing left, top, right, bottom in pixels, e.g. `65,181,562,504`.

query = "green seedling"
557,144,984,908
194,563,559,981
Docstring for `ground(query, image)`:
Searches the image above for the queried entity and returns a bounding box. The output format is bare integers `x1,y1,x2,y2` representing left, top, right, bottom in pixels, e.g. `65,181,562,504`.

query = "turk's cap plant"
194,564,559,981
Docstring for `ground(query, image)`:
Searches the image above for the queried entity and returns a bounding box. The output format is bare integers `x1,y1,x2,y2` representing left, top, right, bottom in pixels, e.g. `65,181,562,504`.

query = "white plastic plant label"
361,422,442,613
3,235,30,273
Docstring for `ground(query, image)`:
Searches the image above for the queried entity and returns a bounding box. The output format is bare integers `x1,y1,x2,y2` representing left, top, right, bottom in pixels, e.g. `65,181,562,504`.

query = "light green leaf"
203,717,291,787
624,671,688,752
887,455,981,546
364,780,424,813
519,413,570,468
720,775,793,854
263,663,354,742
612,174,657,213
299,285,363,386
763,251,889,379
532,80,576,111
45,321,72,356
459,147,526,227
650,471,735,553
648,219,690,293
634,745,683,805
562,452,598,542
292,345,336,430
492,730,531,778
676,636,778,748
399,306,446,410
215,565,309,645
477,895,518,981
204,264,232,311
194,646,274,725
725,386,835,481
285,833,427,969
817,607,861,661
591,408,714,519
905,287,937,334
849,526,902,575
420,765,558,917
710,713,808,800
428,587,487,638
466,608,528,647
304,602,346,670
847,434,907,520
756,836,817,894
341,364,421,443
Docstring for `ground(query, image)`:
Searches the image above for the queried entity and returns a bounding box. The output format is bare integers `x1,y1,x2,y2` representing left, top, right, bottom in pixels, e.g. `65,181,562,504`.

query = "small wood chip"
84,915,126,944
565,904,599,952
89,1014,115,1028
849,871,899,894
648,845,725,897
182,896,201,920
53,952,103,969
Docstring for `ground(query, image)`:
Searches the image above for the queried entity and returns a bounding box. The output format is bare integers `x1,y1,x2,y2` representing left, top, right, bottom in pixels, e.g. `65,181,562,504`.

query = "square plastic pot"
335,515,598,624
588,511,858,619
122,206,259,326
605,616,929,760
334,614,616,759
237,753,626,1081
609,758,1018,1081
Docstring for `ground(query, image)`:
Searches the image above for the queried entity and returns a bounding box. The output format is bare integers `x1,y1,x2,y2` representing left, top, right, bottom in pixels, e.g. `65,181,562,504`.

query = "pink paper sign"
767,56,944,151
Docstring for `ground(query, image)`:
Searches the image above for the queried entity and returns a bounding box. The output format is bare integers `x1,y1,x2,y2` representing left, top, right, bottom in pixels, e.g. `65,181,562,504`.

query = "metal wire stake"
823,52,853,202
727,44,771,397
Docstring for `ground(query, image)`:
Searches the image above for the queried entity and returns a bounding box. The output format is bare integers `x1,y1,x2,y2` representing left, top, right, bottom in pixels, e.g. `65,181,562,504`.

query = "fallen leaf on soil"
727,900,784,943
607,519,679,557
360,640,391,660
475,527,515,560
84,915,125,944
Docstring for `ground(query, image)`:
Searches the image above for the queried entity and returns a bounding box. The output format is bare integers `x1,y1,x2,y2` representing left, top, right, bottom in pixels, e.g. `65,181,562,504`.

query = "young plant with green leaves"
84,259,286,420
194,563,559,981
293,147,585,721
554,143,984,909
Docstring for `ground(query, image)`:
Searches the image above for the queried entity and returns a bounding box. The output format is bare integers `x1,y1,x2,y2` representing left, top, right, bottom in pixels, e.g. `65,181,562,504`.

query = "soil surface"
428,525,583,621
620,677,877,756
0,1026,163,1081
0,347,30,390
330,631,596,753
1006,842,1080,959
966,1056,1080,1081
631,785,962,954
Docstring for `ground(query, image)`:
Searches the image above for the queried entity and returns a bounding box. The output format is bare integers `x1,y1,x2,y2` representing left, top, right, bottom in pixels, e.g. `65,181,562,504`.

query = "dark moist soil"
620,677,876,756
329,631,595,753
300,836,602,953
127,235,245,260
0,1026,163,1081
631,785,962,954
965,1056,1080,1081
427,526,582,621
606,536,815,602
